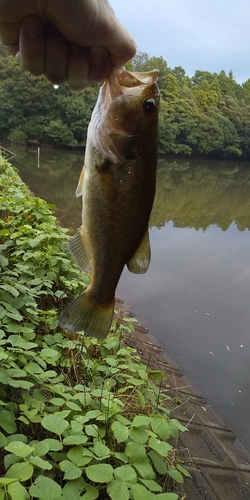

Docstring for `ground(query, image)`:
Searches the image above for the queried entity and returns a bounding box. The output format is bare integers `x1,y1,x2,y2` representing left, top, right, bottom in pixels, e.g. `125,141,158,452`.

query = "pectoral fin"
69,227,90,270
76,166,85,197
127,229,151,274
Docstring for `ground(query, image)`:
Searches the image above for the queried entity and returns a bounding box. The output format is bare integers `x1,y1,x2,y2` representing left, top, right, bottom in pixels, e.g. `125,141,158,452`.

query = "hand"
0,0,136,90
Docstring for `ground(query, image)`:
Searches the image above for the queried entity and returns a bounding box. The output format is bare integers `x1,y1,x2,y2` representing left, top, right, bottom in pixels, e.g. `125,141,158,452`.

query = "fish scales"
59,68,160,338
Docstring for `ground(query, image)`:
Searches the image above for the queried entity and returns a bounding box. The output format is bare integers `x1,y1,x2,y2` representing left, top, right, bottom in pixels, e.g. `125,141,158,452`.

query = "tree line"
1,46,250,158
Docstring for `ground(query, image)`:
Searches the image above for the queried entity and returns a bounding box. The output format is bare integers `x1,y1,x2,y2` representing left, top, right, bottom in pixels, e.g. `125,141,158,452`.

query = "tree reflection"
13,149,250,233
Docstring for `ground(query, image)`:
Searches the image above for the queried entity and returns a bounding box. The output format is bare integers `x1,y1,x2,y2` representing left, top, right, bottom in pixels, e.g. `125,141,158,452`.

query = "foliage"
2,46,250,158
0,158,189,499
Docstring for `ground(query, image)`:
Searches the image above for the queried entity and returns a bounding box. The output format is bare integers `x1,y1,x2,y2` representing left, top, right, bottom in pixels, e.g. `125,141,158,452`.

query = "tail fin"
59,291,114,339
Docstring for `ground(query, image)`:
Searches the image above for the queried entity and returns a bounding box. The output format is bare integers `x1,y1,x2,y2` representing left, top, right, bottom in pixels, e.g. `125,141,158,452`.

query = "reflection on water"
13,148,250,453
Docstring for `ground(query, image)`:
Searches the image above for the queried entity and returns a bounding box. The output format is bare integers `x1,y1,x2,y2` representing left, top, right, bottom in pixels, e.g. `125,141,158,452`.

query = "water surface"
12,148,250,453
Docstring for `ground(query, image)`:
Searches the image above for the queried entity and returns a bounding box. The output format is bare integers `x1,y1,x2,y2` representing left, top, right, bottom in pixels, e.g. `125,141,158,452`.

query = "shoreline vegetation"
0,156,190,499
1,47,250,159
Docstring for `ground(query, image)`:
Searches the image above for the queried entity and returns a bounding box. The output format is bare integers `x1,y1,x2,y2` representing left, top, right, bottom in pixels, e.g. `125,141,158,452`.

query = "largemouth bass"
59,68,159,338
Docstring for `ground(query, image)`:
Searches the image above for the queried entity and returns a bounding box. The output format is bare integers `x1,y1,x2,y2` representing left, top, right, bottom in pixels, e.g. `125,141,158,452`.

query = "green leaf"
107,479,129,500
65,401,81,411
176,463,191,478
30,456,52,470
148,450,167,474
49,397,65,406
81,483,99,500
115,415,131,426
0,431,8,447
129,427,148,444
85,409,102,419
63,435,88,446
170,418,188,434
85,424,99,437
0,284,19,297
114,465,137,483
139,478,162,492
125,442,146,463
148,436,172,457
0,478,17,486
29,475,62,500
62,478,85,500
114,452,128,464
167,468,184,483
9,379,34,390
67,446,93,467
41,414,69,435
59,460,82,480
0,409,17,434
136,390,145,409
24,362,43,374
40,348,59,359
0,367,11,384
93,441,111,458
44,438,63,451
111,421,129,443
32,440,50,457
130,483,153,500
7,481,30,500
4,441,34,458
86,464,113,483
0,255,9,267
133,459,155,479
6,462,33,481
151,417,171,441
132,416,151,427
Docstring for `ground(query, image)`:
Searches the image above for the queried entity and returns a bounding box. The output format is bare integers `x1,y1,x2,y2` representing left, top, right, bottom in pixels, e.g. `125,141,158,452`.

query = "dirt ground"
116,297,250,500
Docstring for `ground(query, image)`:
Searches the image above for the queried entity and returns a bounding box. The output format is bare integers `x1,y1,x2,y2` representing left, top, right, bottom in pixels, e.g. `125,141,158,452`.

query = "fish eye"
143,98,156,113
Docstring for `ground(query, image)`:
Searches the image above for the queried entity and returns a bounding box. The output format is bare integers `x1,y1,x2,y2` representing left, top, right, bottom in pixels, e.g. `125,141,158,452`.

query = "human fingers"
66,45,90,91
19,18,68,84
43,26,68,85
18,16,44,77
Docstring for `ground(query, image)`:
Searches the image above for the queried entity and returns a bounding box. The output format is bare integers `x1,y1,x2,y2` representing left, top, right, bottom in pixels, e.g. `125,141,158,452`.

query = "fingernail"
23,17,41,40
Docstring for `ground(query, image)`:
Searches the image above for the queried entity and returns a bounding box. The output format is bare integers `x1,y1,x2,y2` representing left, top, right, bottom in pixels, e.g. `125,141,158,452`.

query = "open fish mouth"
88,67,159,162
103,68,159,108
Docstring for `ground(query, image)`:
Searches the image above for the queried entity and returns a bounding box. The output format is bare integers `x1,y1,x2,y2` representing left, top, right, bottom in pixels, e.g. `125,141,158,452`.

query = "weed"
0,157,190,499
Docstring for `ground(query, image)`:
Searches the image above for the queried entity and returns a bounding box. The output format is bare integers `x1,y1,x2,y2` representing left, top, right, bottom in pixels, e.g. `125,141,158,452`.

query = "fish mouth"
88,68,159,163
104,68,159,109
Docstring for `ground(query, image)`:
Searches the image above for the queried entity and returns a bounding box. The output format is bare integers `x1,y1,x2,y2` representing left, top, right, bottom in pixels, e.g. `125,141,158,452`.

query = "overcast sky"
111,0,250,84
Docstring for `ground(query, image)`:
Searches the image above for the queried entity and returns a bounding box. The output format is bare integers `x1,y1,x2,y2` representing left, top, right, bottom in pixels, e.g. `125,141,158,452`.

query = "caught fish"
59,67,160,338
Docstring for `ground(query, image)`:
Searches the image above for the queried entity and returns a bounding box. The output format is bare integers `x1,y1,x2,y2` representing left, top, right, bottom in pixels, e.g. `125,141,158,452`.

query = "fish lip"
104,67,159,108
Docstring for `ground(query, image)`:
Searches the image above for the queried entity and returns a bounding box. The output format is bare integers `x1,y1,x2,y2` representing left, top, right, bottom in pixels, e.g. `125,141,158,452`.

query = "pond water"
12,148,250,454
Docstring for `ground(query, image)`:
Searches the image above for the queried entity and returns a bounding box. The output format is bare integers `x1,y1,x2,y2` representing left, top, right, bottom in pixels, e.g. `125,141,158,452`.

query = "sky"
111,0,250,84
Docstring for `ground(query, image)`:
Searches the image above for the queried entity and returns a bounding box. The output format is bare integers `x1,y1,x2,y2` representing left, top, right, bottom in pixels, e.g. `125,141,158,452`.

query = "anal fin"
69,227,90,271
127,229,151,274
